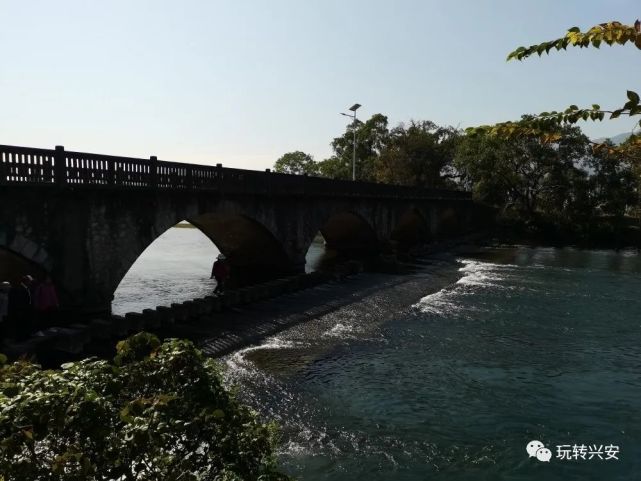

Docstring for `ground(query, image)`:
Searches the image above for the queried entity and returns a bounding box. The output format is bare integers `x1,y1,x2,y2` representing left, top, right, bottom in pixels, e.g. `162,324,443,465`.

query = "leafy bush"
0,333,290,481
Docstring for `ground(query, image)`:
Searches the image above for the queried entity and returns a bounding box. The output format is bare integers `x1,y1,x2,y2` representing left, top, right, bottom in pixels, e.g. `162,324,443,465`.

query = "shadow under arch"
188,212,291,287
317,210,379,256
0,246,69,339
0,247,49,285
391,208,432,252
435,205,462,239
0,245,68,309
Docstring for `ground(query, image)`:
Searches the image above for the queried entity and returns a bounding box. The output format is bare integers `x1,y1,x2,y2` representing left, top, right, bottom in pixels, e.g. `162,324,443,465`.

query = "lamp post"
340,103,361,181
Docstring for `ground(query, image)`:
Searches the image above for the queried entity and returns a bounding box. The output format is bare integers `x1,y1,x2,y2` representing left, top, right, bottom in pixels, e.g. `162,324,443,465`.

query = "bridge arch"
433,204,462,239
0,233,53,274
391,207,432,251
189,212,291,286
304,209,380,257
0,232,67,304
321,210,379,253
112,221,219,315
110,209,292,306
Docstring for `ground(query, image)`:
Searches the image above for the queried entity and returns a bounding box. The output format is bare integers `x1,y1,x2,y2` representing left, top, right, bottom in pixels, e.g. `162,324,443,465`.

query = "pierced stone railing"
0,144,471,200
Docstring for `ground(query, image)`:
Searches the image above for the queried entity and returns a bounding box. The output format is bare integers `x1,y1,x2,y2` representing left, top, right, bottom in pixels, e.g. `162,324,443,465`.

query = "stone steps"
2,267,354,364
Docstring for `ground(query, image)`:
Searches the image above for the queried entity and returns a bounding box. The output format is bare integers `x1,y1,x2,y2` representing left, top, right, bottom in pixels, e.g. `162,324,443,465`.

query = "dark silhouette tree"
273,151,319,175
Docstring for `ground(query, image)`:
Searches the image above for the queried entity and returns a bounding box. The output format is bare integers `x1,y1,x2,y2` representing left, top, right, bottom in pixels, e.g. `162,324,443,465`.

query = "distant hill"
594,132,633,145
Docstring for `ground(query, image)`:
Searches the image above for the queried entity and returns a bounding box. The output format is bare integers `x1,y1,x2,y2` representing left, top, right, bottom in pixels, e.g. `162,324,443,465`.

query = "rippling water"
224,247,641,480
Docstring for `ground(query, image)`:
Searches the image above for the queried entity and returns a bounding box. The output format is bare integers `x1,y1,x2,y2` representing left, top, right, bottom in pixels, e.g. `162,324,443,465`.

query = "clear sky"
1,0,640,170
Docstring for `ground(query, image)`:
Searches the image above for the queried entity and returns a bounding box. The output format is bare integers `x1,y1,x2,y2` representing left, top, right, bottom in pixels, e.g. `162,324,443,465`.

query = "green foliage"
465,19,641,160
596,133,641,164
317,154,351,180
312,114,461,186
463,14,641,245
587,140,638,217
456,126,639,245
466,94,641,143
0,333,290,481
507,20,641,61
456,125,590,214
273,150,319,176
318,113,390,181
375,121,461,187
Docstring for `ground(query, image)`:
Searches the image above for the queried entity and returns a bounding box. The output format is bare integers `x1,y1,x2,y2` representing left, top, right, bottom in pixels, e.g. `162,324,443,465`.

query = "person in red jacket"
211,254,230,294
34,275,60,329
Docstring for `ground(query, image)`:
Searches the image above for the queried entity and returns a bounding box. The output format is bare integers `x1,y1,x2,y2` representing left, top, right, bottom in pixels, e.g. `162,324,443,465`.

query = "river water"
114,229,641,480
112,226,326,315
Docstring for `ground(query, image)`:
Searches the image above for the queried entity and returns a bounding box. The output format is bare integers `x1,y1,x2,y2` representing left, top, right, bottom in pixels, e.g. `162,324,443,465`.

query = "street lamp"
340,103,361,181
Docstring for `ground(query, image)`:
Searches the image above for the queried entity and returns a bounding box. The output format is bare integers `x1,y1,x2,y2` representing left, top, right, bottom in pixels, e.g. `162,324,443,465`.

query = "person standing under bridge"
34,275,60,329
211,254,230,294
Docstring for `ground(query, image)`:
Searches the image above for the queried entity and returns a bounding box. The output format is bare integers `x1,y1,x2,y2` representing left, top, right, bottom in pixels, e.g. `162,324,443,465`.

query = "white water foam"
415,259,512,315
223,336,303,385
456,260,509,287
322,322,357,339
415,288,461,316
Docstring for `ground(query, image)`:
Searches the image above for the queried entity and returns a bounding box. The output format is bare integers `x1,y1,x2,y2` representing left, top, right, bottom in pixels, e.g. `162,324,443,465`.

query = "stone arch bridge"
0,144,489,317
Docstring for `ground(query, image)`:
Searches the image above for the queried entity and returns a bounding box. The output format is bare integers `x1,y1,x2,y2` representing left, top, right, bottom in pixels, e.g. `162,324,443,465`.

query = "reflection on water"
224,247,641,481
112,226,328,315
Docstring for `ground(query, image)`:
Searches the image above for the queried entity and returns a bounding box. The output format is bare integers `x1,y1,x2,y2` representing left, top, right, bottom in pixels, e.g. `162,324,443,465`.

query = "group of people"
0,258,225,344
0,274,59,342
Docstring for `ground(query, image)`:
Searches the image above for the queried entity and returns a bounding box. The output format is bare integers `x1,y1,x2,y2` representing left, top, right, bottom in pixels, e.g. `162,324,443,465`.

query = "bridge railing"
0,145,57,184
0,144,471,199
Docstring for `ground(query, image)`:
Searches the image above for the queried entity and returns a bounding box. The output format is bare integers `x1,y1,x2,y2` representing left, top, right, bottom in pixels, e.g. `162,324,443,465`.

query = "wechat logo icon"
527,440,552,462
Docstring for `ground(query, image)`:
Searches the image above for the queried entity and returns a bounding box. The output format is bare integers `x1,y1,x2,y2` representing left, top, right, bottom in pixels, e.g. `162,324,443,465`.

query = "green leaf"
627,90,640,105
624,101,637,111
610,109,623,119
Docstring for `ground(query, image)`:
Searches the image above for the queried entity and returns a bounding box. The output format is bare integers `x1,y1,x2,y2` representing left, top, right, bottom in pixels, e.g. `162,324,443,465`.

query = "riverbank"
493,216,641,250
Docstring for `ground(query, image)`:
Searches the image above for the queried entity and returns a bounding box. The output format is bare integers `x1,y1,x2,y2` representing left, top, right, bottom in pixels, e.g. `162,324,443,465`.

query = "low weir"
4,267,349,365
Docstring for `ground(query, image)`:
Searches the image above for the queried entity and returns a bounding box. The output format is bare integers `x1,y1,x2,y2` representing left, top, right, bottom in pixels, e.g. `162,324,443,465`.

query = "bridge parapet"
0,144,470,200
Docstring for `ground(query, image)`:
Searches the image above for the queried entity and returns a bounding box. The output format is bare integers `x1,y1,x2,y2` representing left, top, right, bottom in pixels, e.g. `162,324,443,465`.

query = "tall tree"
586,140,637,217
456,122,591,219
273,151,319,175
318,114,390,181
375,120,460,187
